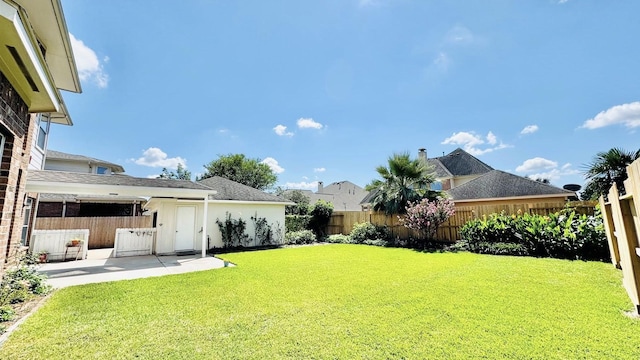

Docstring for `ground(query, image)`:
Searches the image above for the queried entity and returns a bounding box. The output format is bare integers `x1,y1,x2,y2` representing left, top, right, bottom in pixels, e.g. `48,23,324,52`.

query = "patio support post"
201,195,209,258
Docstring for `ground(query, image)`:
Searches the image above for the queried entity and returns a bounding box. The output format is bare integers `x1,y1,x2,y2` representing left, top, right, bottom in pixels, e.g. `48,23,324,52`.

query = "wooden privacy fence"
329,200,597,242
599,158,640,315
35,216,152,249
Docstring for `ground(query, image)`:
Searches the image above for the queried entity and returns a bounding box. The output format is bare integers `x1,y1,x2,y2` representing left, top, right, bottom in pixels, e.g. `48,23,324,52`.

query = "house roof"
26,170,216,200
446,170,574,200
46,150,126,173
197,176,292,203
429,148,493,178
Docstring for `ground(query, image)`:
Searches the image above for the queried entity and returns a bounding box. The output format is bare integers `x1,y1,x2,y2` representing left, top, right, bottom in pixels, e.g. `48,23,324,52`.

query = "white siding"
29,146,45,170
44,159,91,173
146,199,286,254
207,203,286,248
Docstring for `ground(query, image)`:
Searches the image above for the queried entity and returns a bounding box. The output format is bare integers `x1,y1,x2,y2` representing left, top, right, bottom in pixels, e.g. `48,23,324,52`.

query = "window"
430,181,443,191
21,197,32,245
36,114,50,150
96,166,109,175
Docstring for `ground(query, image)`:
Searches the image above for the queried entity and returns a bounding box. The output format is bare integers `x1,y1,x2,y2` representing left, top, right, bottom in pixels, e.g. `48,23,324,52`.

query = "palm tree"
582,147,640,199
366,152,437,214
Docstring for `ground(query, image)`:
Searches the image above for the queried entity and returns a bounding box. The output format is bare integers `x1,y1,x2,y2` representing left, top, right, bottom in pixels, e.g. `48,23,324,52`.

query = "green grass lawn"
2,245,639,359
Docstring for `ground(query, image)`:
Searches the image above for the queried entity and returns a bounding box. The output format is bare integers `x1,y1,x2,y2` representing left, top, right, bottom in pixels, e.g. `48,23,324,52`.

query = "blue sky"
53,0,640,191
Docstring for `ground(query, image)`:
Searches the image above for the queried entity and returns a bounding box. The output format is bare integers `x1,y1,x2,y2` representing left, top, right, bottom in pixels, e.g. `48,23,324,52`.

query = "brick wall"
0,71,33,268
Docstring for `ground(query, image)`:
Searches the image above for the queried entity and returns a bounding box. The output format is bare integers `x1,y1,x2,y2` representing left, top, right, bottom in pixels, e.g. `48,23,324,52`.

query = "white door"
175,206,196,251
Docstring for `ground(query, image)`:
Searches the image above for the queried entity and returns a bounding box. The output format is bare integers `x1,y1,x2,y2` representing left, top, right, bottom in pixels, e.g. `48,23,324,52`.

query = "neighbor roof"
446,170,574,200
197,176,292,203
428,148,493,178
46,150,125,173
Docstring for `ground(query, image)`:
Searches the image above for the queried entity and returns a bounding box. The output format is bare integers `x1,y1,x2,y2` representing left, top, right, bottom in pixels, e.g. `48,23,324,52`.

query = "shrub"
0,305,15,322
284,230,317,245
285,215,311,233
326,234,352,244
251,213,273,246
350,222,390,244
0,265,51,306
460,208,608,261
399,197,455,247
216,212,250,248
309,200,334,238
362,239,390,247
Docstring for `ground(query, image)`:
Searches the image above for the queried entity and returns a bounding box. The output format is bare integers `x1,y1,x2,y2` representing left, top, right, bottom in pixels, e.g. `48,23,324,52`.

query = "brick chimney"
418,148,427,161
317,181,323,193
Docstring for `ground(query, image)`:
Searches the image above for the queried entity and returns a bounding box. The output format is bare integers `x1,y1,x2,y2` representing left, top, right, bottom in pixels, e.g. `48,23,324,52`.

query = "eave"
0,0,77,124
15,0,81,93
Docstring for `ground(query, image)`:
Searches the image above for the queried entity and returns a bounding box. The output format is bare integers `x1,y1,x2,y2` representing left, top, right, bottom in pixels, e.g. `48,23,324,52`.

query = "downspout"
201,195,209,258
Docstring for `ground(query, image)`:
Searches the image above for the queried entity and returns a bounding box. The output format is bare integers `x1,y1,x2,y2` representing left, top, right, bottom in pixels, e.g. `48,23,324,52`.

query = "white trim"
0,3,60,111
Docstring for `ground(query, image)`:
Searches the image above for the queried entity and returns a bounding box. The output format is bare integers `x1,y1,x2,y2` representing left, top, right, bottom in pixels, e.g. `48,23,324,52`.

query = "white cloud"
486,131,497,145
261,157,284,174
441,131,509,156
284,181,318,190
442,131,484,147
515,157,580,182
521,125,539,134
313,167,326,173
515,157,558,173
69,33,109,88
581,102,640,129
273,124,294,137
132,147,186,169
297,118,323,130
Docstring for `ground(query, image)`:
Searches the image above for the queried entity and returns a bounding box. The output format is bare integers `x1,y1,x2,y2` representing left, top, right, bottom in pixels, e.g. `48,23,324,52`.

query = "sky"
52,0,640,192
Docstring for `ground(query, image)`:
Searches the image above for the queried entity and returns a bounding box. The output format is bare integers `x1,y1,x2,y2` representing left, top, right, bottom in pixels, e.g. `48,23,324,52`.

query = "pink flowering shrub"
399,197,455,241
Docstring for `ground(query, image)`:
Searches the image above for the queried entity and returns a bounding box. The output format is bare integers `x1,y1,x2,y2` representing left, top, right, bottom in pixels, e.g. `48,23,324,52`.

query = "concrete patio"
38,249,231,288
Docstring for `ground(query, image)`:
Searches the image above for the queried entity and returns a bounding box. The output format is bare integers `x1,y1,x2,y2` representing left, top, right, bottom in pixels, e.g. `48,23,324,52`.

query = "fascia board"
25,181,216,199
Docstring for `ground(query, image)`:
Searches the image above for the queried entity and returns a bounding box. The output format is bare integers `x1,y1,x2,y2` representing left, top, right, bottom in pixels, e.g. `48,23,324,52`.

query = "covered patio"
26,170,218,258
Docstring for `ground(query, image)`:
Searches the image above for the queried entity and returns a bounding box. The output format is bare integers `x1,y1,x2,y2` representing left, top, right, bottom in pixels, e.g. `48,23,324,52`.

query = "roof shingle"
446,170,574,200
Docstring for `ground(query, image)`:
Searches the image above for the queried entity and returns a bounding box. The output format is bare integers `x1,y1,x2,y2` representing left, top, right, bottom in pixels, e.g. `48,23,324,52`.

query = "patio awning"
26,170,217,257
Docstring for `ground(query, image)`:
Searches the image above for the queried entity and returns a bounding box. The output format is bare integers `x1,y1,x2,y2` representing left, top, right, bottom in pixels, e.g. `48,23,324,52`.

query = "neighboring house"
1,0,81,267
285,181,369,211
446,170,575,205
361,148,574,210
421,148,494,191
43,150,125,174
26,171,292,256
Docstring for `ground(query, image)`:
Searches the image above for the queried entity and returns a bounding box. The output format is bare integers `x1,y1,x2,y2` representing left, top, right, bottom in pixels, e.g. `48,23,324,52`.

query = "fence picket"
329,201,596,242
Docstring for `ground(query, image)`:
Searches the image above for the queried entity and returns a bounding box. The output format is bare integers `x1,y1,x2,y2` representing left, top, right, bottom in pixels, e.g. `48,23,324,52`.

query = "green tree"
282,189,311,215
582,147,640,199
366,152,437,214
199,154,277,190
158,163,192,180
308,200,333,238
